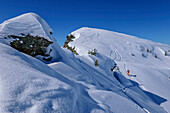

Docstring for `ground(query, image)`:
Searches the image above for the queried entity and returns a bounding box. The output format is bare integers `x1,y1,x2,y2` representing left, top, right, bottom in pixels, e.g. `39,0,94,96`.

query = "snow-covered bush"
142,53,146,57
50,31,53,35
131,53,135,56
67,46,78,55
7,34,53,61
88,48,97,56
63,34,78,55
63,34,75,48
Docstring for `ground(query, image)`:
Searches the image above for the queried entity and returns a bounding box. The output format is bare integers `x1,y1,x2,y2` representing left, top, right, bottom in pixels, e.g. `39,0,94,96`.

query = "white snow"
69,27,170,112
0,13,53,41
0,13,169,113
0,13,60,63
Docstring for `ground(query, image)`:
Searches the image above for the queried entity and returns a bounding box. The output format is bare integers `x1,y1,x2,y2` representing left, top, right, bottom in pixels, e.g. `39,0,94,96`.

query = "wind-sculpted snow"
0,42,104,113
0,13,169,112
0,13,53,41
0,13,60,63
49,48,167,112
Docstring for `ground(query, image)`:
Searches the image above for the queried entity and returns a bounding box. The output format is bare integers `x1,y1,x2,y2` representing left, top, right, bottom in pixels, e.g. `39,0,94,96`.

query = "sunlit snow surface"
69,27,170,112
0,13,170,113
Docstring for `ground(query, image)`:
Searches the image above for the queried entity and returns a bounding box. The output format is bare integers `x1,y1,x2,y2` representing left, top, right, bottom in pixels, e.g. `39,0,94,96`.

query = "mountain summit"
69,27,170,66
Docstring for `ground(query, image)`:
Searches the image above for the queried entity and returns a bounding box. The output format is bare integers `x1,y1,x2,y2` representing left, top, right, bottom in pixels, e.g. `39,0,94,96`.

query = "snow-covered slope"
68,27,170,112
69,27,170,67
0,13,169,113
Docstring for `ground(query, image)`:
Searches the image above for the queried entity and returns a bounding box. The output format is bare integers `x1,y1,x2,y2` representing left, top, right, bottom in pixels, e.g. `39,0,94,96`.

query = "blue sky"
0,0,170,46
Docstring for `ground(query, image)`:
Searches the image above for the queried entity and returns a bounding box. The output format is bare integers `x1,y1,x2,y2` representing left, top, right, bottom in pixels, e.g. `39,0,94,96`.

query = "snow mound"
0,13,60,63
0,13,53,41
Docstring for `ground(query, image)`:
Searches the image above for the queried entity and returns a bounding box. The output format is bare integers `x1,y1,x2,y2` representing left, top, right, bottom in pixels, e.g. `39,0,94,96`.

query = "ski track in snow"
110,49,122,61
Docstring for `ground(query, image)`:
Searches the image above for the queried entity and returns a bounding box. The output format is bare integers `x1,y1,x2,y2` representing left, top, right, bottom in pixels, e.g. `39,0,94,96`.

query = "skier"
127,70,130,76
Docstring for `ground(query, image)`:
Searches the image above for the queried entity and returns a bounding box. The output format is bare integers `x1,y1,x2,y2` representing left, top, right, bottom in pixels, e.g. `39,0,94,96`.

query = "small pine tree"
95,60,99,66
73,46,75,50
117,66,119,71
142,54,145,57
165,51,167,56
88,48,97,56
147,49,149,52
94,48,97,53
50,31,53,35
69,34,75,39
63,34,75,48
67,46,78,55
88,50,91,54
155,54,157,58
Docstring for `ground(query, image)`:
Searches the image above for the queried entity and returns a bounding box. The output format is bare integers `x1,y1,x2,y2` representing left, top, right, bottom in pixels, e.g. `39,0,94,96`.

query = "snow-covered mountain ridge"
68,27,170,112
0,13,169,113
69,27,170,67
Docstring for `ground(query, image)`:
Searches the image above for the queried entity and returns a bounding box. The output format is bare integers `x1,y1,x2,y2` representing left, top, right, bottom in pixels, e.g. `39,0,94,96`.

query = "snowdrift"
0,13,60,63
